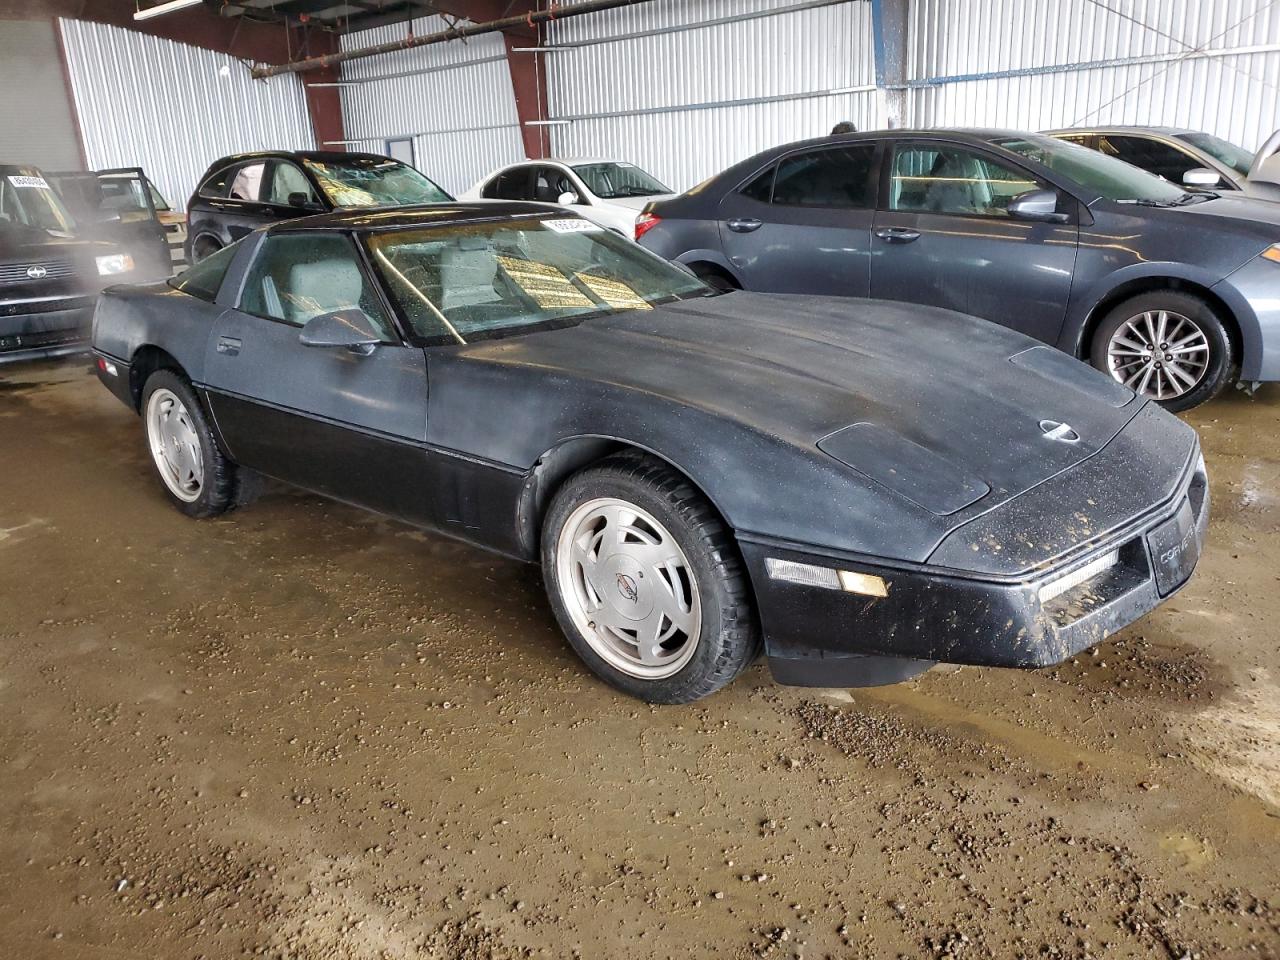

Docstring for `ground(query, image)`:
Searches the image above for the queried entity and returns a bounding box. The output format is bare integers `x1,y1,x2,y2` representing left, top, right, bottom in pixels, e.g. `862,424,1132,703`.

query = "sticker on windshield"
542,218,602,234
8,175,49,189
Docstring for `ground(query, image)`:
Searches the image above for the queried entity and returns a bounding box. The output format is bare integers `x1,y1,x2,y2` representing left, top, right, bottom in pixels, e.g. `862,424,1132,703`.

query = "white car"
462,158,675,236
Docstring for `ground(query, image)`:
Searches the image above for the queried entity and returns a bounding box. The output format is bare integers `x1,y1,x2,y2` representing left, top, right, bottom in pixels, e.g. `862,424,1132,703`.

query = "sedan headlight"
96,253,134,276
1261,243,1280,264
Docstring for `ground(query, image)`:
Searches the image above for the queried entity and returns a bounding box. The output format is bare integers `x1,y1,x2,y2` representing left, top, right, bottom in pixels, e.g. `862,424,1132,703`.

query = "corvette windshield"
0,169,77,236
993,136,1186,204
572,162,671,199
367,216,711,343
303,158,452,209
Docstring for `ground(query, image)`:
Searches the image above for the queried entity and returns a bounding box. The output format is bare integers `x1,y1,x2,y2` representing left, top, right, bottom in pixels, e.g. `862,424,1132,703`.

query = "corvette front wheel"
541,453,760,703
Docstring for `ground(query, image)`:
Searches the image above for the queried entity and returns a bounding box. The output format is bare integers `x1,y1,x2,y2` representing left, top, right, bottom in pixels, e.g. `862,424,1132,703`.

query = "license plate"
1147,498,1198,595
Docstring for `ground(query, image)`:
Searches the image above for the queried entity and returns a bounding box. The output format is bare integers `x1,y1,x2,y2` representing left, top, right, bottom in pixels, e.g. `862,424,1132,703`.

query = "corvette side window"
238,233,395,339
169,240,240,302
890,145,1037,217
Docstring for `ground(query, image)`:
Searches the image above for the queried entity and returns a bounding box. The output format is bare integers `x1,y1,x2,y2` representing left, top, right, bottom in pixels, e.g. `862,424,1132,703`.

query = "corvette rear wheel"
141,370,239,518
542,453,760,703
1090,291,1234,412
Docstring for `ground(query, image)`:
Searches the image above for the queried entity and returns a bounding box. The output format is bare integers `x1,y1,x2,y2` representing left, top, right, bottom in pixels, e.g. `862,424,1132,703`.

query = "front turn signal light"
1260,244,1280,264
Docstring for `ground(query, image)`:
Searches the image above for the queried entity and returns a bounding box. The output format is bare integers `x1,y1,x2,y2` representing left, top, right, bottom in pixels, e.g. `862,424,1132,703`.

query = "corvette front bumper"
740,450,1209,688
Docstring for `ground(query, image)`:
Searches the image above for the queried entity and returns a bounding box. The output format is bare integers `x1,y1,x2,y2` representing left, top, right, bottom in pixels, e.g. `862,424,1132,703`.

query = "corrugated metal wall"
337,15,527,195
545,0,878,192
0,21,83,170
909,0,1280,150
58,18,315,212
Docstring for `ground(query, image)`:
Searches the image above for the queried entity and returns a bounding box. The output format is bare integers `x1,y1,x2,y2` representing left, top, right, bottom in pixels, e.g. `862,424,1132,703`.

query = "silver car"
1045,126,1280,201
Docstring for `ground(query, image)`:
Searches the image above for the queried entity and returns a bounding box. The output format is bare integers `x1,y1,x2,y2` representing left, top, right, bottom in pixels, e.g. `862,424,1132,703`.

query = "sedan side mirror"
1182,167,1222,188
1006,188,1069,223
558,190,581,205
299,309,384,356
288,191,323,210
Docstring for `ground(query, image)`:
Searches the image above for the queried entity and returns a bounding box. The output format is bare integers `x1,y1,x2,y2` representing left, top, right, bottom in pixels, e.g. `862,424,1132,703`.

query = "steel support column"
871,0,909,127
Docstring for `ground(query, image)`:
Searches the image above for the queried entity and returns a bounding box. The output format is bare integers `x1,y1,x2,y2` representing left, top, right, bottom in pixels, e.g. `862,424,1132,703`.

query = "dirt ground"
0,359,1277,960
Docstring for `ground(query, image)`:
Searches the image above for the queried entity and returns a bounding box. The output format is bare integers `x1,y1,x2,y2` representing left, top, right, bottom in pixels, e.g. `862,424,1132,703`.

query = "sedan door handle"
216,336,241,356
874,226,921,243
725,217,763,233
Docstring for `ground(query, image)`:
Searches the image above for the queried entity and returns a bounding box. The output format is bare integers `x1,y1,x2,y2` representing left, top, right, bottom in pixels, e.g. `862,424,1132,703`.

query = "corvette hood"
451,293,1145,519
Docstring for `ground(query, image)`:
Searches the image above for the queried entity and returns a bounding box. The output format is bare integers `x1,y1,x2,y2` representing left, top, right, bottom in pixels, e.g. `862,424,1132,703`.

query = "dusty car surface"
91,203,1208,703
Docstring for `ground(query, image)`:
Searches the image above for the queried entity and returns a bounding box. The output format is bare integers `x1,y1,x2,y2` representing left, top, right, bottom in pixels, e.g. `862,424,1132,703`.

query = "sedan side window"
890,145,1038,217
771,145,877,208
532,166,578,203
483,170,531,201
1097,135,1198,184
228,162,266,202
739,165,776,202
268,162,318,207
238,233,395,340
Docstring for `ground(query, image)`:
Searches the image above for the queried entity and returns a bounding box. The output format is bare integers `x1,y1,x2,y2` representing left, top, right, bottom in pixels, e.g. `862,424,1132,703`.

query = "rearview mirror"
1182,167,1222,188
298,309,384,356
1006,188,1068,223
557,190,581,205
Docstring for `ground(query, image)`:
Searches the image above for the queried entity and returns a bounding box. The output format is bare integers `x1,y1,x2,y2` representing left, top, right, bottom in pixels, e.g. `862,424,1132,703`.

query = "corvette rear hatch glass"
366,216,710,343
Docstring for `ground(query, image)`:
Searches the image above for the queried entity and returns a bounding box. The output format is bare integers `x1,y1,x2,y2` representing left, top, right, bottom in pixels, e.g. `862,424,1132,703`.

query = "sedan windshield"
302,158,452,209
1177,132,1255,177
571,162,671,199
367,216,711,344
0,169,77,236
993,136,1187,204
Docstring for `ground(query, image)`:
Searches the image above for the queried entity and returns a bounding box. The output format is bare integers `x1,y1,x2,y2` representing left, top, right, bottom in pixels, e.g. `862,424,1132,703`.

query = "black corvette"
91,202,1208,703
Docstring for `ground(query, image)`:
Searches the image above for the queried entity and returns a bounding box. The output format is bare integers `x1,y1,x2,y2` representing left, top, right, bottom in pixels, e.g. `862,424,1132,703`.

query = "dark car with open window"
183,150,452,263
638,129,1280,411
0,164,146,362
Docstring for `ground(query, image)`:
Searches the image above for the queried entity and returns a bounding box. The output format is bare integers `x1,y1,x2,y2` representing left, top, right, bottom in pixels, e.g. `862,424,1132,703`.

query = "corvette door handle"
874,227,921,243
216,336,241,356
725,217,763,233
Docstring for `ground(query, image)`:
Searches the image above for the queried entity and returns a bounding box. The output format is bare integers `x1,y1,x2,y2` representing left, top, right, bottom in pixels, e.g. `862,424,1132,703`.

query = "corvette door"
716,142,879,296
202,231,432,521
870,141,1078,345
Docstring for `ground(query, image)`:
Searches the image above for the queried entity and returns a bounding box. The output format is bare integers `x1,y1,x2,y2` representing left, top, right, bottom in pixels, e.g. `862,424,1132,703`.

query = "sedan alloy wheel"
1106,310,1209,401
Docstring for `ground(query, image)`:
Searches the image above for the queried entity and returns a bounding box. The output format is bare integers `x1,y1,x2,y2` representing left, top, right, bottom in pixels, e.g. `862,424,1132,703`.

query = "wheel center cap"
602,554,653,621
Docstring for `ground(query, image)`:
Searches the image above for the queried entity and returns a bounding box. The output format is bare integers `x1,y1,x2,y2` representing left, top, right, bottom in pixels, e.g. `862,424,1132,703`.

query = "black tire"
540,453,760,704
140,370,240,518
1089,291,1235,412
691,263,741,293
191,236,222,263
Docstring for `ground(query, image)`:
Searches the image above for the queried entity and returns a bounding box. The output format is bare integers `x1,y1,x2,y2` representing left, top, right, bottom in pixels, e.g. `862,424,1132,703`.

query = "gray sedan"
638,129,1280,411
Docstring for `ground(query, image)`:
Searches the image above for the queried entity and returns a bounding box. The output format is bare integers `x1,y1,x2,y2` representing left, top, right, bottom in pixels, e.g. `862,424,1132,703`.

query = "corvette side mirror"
1182,167,1222,188
299,309,384,356
1007,188,1069,223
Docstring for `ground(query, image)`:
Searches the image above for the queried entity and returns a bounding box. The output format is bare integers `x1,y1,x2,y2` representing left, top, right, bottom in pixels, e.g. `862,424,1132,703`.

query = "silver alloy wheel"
145,388,204,503
555,496,702,680
1106,310,1210,401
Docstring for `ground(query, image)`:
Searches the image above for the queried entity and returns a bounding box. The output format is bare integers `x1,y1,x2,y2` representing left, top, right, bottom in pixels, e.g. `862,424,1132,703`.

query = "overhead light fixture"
525,119,571,127
134,0,204,21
